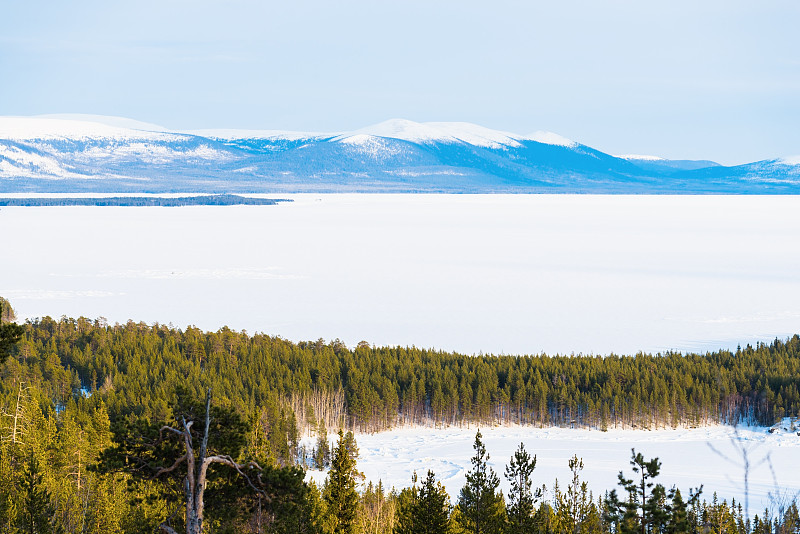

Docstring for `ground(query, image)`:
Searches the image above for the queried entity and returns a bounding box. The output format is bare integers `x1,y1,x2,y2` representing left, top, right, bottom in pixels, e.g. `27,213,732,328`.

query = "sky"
1,0,798,165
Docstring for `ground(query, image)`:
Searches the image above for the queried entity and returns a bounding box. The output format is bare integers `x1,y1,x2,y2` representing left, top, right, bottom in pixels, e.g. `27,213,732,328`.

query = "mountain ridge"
1,115,797,194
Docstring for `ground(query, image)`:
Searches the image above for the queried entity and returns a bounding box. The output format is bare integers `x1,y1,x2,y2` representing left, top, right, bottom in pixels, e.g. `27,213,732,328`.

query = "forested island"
0,195,289,207
9,312,797,433
0,298,798,534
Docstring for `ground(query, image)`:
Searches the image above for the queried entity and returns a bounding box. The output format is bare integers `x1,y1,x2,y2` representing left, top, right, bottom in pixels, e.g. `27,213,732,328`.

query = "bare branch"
203,455,267,497
152,453,188,479
199,389,211,465
158,425,185,442
181,418,194,434
158,505,181,534
148,396,268,534
180,416,197,509
705,442,738,466
706,422,775,524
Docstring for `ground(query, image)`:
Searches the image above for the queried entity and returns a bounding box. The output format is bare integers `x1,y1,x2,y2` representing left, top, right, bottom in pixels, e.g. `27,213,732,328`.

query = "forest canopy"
2,313,798,434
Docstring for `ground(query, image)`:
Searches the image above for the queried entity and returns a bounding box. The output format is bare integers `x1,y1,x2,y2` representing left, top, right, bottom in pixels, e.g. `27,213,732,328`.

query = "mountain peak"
524,131,576,148
616,154,666,161
36,114,171,133
350,119,525,149
0,116,180,141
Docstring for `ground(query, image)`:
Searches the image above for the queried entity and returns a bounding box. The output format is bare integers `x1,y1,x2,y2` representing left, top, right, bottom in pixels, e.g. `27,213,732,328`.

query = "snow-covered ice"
2,194,799,356
304,423,800,513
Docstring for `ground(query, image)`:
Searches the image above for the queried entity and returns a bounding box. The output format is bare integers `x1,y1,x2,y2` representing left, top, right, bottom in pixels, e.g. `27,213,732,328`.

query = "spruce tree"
417,471,451,534
323,430,360,534
666,488,689,534
457,430,506,534
505,442,539,534
394,473,419,534
395,471,451,534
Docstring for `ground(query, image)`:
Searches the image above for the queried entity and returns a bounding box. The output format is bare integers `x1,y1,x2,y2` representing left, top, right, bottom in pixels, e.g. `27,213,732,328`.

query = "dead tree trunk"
155,390,264,534
1,382,29,445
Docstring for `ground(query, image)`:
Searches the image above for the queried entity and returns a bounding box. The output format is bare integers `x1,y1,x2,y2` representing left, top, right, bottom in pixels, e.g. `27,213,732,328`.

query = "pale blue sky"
1,0,798,164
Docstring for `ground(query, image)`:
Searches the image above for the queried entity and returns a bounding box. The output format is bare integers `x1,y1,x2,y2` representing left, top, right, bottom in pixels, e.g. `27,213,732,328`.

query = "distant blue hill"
1,116,797,193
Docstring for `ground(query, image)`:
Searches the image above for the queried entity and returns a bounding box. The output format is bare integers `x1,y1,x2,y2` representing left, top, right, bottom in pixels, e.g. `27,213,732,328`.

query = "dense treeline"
6,315,800,434
0,195,287,206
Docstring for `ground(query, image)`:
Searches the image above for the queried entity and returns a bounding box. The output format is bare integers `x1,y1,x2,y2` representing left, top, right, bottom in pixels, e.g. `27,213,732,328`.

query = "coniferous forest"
1,297,799,534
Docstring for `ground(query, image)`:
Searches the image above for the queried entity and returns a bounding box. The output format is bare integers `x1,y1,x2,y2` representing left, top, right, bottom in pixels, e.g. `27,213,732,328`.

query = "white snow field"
2,194,800,356
304,423,800,513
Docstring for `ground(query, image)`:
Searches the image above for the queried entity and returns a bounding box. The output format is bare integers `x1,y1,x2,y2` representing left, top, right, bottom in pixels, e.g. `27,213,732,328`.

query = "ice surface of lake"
2,194,800,355
304,424,800,514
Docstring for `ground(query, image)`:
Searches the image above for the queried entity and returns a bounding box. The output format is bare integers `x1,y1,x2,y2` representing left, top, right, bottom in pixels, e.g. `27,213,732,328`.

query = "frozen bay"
2,194,800,356
305,424,800,513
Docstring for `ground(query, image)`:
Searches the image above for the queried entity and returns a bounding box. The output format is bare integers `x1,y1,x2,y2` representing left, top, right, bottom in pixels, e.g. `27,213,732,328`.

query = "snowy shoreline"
304,422,800,512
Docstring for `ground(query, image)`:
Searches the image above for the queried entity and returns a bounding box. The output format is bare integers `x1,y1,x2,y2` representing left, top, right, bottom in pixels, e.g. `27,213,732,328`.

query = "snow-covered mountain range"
1,115,798,193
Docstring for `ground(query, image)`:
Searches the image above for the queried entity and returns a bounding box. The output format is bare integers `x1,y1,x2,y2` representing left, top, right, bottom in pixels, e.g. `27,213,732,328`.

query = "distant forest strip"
0,194,290,206
4,315,799,434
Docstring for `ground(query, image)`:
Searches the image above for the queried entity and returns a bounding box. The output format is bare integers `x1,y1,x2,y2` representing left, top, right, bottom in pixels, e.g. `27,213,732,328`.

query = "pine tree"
533,502,558,534
315,419,331,469
257,465,321,534
17,450,54,534
604,449,701,534
0,442,19,532
103,389,266,534
505,442,539,534
457,430,506,534
323,430,360,534
359,480,394,534
87,475,123,534
0,298,24,364
605,449,661,534
556,456,596,534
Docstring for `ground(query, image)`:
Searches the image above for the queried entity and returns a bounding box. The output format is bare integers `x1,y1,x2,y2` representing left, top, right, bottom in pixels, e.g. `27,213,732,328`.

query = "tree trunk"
156,391,264,534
